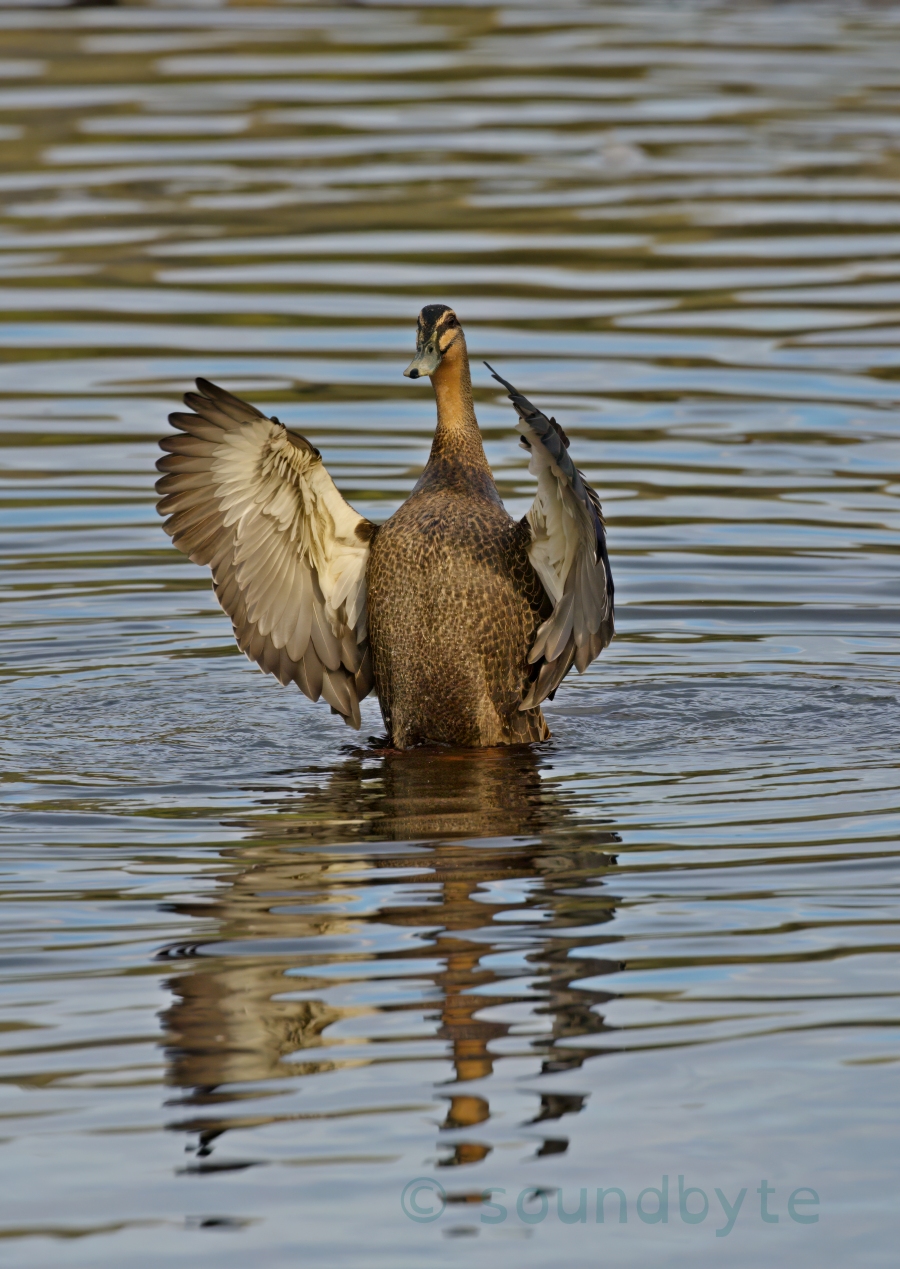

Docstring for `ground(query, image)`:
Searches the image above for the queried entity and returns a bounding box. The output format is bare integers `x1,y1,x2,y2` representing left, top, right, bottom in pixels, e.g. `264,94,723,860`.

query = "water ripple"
0,4,898,1266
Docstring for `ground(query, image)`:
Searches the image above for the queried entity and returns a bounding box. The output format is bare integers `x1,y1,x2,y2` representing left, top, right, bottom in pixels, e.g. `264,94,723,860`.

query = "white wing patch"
485,364,614,710
157,379,373,728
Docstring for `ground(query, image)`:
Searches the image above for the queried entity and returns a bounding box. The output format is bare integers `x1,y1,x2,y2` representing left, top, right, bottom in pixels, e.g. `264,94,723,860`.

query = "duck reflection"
160,746,621,1166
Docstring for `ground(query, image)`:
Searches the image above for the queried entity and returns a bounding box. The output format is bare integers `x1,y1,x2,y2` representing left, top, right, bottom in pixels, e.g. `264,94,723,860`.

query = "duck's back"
367,484,550,748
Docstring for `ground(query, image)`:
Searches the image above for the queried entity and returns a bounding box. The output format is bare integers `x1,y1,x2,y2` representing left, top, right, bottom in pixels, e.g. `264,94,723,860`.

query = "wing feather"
156,378,375,729
299,648,324,700
485,362,614,711
159,434,215,459
322,667,353,717
310,592,342,672
168,415,225,443
268,552,299,647
285,568,313,661
196,376,267,421
355,645,374,699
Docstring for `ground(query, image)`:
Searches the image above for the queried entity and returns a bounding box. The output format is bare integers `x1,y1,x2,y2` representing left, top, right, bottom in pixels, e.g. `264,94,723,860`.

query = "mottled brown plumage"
369,304,552,746
368,480,552,747
155,305,614,749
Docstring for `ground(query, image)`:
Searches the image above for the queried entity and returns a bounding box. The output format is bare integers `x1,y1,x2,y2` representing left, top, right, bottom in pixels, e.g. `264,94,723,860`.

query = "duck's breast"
366,491,547,745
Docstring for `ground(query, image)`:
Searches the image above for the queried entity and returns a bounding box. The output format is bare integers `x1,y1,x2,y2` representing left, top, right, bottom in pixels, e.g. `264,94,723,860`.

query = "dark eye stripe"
433,313,458,336
417,309,460,346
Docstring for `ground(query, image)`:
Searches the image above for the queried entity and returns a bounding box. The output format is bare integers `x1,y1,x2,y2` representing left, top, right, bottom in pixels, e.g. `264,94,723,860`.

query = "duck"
156,304,614,749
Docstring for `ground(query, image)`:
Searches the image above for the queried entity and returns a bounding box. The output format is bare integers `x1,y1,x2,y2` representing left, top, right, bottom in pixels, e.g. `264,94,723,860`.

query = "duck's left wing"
156,378,374,729
485,363,614,710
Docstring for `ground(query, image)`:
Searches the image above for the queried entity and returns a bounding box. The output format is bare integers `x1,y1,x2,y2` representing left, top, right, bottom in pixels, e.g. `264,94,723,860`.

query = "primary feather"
156,378,373,729
483,362,614,707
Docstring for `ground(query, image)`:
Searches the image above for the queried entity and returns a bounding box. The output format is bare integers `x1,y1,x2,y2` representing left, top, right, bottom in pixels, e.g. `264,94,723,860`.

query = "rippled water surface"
1,2,899,1265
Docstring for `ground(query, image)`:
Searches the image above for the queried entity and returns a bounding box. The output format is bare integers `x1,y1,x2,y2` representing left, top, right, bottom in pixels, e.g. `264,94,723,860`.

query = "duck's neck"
421,338,499,498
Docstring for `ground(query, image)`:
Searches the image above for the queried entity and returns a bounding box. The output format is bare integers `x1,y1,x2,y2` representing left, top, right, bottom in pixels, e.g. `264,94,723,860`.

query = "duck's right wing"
485,363,614,711
156,378,375,729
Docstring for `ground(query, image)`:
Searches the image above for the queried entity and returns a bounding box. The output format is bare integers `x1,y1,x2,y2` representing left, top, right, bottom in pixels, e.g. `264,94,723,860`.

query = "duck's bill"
403,346,441,379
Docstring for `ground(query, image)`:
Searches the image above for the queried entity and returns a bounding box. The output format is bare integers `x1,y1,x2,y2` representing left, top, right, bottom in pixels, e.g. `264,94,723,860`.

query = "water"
0,2,898,1264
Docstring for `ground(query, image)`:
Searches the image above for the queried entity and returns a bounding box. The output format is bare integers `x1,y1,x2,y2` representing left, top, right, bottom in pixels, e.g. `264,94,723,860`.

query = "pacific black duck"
156,304,614,748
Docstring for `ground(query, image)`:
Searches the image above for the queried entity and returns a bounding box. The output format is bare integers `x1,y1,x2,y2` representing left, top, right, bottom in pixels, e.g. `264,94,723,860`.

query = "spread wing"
156,378,375,729
485,363,614,711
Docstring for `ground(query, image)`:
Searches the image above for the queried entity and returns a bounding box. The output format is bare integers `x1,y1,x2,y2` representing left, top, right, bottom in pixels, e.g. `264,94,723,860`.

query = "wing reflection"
160,747,621,1164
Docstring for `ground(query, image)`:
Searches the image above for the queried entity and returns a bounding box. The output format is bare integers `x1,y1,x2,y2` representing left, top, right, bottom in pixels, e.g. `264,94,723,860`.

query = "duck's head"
404,304,464,379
